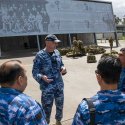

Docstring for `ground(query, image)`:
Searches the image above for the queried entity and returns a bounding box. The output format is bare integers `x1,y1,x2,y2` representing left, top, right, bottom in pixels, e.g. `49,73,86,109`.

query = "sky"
101,0,125,17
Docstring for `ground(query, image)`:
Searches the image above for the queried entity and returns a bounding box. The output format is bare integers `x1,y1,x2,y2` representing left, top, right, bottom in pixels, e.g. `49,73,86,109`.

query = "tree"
122,16,125,25
114,15,121,24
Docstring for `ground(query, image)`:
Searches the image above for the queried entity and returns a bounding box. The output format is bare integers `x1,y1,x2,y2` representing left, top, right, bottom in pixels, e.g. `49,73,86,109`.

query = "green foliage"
84,45,106,55
101,51,118,58
66,52,82,57
58,48,73,56
114,15,122,24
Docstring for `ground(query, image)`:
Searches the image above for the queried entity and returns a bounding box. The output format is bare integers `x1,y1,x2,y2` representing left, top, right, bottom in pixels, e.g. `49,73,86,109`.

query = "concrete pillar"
68,34,72,48
37,35,40,51
114,32,119,47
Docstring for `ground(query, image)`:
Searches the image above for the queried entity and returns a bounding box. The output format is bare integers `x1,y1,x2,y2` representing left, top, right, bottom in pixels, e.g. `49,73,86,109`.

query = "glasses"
95,70,99,74
120,48,125,52
118,53,125,56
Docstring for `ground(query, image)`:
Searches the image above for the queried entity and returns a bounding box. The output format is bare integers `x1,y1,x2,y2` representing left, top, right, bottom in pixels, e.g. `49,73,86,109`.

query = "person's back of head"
72,56,124,125
96,56,122,85
0,60,27,92
0,60,47,125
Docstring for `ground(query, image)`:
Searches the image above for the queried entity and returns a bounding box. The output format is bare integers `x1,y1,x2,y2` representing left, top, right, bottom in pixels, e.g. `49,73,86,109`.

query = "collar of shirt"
43,48,57,57
121,68,125,78
0,87,22,95
97,89,121,96
122,68,125,72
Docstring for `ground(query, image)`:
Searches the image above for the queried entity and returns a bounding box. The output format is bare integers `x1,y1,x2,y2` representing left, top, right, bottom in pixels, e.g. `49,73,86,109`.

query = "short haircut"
97,56,122,84
0,60,24,85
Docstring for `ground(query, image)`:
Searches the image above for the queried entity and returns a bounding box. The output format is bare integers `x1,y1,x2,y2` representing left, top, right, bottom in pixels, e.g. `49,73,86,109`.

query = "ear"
17,76,23,86
96,74,102,84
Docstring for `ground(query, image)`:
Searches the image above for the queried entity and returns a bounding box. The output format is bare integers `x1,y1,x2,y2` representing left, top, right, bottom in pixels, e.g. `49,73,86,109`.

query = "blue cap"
45,34,61,43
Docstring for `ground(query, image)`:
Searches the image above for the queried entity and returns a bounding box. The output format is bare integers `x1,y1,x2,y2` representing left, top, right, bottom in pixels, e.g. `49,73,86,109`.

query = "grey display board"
0,0,115,37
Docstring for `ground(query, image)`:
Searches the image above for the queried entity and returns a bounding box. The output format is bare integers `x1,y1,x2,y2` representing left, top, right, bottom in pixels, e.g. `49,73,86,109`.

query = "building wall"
0,33,95,52
96,33,115,39
77,33,95,45
0,0,115,53
0,0,115,37
0,36,29,51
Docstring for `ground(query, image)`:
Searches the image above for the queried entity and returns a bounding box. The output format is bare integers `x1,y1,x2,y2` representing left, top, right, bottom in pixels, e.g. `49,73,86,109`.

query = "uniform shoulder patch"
35,112,42,120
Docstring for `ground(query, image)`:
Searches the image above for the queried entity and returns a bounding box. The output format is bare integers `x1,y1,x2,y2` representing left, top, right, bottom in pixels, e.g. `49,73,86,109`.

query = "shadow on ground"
51,119,73,125
0,49,38,59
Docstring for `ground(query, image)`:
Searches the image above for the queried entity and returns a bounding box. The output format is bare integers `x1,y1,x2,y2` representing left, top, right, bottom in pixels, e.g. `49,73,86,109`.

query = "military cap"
45,34,61,43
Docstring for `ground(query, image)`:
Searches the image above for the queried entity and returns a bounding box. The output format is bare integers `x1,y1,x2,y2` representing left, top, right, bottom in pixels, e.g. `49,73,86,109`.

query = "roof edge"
73,0,112,4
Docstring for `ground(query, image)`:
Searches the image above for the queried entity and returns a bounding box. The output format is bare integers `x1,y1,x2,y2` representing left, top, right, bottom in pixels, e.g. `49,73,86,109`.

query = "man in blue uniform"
32,34,67,125
0,60,47,125
119,48,125,92
72,56,125,125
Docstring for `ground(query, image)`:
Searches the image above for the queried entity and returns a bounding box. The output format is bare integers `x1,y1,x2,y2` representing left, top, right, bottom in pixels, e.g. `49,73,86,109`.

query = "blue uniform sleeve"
60,57,64,68
57,50,64,68
15,102,48,125
119,69,125,91
72,100,90,125
32,54,43,83
120,77,125,92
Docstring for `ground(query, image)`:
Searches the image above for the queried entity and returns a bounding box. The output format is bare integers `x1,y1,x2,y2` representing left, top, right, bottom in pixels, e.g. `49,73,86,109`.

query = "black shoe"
56,120,62,125
46,118,50,124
